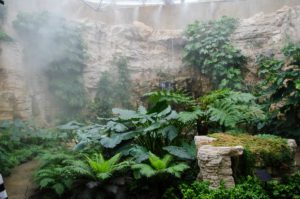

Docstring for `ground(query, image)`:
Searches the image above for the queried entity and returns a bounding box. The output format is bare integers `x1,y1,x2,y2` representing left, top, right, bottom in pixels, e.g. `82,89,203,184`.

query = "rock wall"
1,5,300,123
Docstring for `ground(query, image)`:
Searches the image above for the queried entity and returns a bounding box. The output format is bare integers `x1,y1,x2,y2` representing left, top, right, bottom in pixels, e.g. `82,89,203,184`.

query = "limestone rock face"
1,6,300,122
231,6,300,84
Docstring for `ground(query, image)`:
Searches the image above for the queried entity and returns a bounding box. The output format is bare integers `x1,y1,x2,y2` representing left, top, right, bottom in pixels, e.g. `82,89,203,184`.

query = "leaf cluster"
183,17,246,90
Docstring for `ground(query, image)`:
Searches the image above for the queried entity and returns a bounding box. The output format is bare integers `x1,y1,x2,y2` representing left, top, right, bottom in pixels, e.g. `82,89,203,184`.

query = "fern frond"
165,163,190,178
207,100,240,128
144,90,196,108
226,92,256,103
178,108,203,124
131,163,156,177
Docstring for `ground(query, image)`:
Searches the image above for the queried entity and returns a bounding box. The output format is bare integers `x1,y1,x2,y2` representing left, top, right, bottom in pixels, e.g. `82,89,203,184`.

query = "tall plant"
183,17,246,90
91,71,115,119
114,56,132,109
256,43,300,140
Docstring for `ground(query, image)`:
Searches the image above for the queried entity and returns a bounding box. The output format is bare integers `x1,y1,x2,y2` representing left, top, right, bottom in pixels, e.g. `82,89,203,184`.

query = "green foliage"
34,151,77,196
89,56,133,119
179,177,269,199
144,90,197,112
0,120,62,176
83,153,130,181
256,43,300,140
163,142,196,160
13,12,86,117
132,152,189,178
265,172,300,199
0,31,12,41
183,17,246,90
200,89,264,131
89,71,115,119
34,151,131,198
113,56,133,109
177,108,203,125
72,105,180,156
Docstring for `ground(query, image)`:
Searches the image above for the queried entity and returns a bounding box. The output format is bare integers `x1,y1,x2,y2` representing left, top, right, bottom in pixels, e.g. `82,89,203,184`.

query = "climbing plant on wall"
183,17,246,90
256,43,300,140
113,56,132,109
89,56,133,119
13,12,86,116
90,71,115,119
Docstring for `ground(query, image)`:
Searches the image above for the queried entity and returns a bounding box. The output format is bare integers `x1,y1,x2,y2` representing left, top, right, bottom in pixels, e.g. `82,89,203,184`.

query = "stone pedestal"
195,136,243,188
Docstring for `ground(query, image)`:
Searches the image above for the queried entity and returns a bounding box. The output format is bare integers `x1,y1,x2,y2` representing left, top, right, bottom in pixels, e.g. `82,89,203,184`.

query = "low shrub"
179,176,268,199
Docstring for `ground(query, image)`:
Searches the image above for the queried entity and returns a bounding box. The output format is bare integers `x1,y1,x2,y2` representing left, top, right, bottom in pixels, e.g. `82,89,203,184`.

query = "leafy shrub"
179,177,269,199
88,56,133,120
198,89,265,132
88,71,115,119
34,151,132,198
183,17,246,90
265,172,300,199
0,31,12,41
256,43,300,140
0,120,61,176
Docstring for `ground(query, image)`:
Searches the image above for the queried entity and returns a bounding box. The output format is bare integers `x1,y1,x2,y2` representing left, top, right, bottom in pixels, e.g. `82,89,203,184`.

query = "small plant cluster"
88,56,133,119
0,120,64,176
33,150,189,199
183,17,246,90
0,31,12,42
13,12,86,117
256,43,300,141
177,172,300,199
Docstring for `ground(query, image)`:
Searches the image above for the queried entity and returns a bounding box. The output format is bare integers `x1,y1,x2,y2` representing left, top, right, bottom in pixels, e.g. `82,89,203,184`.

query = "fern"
178,108,203,124
85,153,130,181
200,89,265,130
144,90,196,110
200,89,231,108
207,100,241,128
131,152,189,178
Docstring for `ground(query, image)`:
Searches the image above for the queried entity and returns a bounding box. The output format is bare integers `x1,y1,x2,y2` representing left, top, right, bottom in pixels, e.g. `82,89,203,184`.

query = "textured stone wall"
1,5,300,123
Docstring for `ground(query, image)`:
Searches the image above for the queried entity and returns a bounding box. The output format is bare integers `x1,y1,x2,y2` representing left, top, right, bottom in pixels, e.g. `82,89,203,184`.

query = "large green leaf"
163,144,196,160
160,125,178,141
100,135,123,148
112,108,139,120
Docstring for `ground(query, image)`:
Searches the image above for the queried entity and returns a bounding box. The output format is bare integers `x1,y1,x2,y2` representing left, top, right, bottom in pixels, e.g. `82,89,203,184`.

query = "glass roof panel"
84,0,202,7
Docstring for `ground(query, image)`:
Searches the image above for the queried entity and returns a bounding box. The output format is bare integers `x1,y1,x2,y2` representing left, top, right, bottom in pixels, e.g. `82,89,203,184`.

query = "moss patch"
209,133,293,168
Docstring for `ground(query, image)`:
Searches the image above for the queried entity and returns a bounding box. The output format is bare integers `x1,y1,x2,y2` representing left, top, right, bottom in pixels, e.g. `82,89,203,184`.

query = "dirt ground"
4,160,39,199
